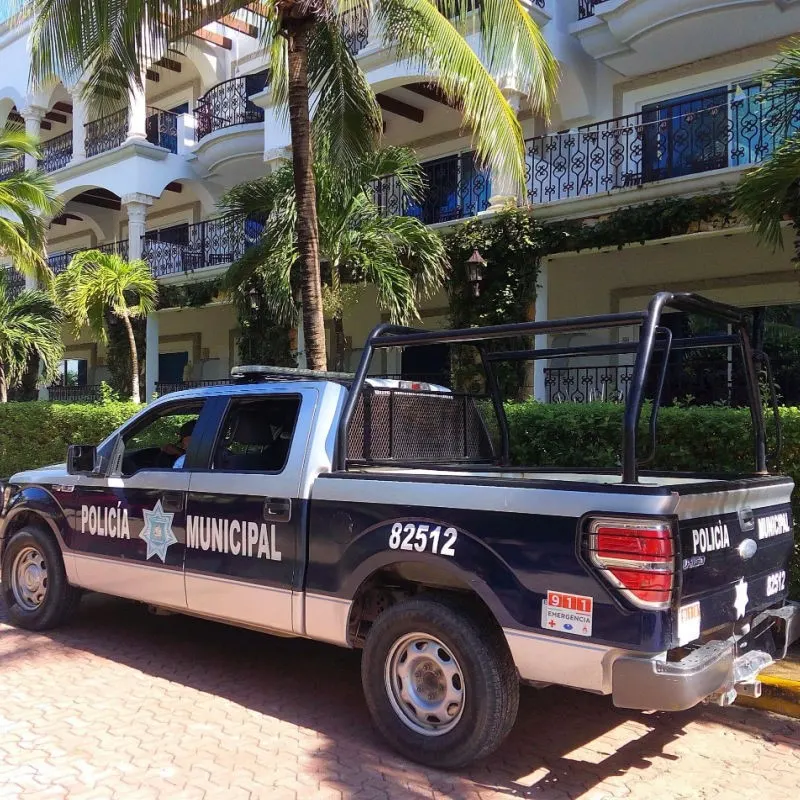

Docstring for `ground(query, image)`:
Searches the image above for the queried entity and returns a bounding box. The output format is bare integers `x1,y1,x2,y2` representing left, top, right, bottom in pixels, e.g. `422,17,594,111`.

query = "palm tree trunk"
286,19,327,372
122,313,140,402
0,363,6,403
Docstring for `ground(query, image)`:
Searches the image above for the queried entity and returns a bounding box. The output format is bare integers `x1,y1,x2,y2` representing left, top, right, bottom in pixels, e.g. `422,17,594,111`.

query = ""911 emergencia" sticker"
541,590,593,637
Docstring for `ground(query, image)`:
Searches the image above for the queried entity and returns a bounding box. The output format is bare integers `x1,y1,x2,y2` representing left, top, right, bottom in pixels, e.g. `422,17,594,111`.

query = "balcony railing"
96,240,130,260
544,365,633,403
195,73,269,141
341,9,370,56
85,109,128,157
2,267,25,299
48,241,130,276
48,384,104,403
0,154,24,180
372,151,491,224
578,0,605,19
155,379,231,396
39,131,73,173
525,84,800,205
145,108,179,153
142,215,264,278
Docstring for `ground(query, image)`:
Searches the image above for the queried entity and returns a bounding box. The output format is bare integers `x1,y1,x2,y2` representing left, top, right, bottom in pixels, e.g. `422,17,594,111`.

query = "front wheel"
361,596,519,769
1,528,81,630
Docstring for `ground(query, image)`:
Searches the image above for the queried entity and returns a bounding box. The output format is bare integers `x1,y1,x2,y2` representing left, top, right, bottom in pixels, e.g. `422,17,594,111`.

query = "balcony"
525,84,800,207
39,131,73,173
373,151,492,224
0,154,23,180
48,240,129,276
142,216,263,279
572,0,800,77
84,108,178,160
2,266,25,299
195,74,269,142
47,384,104,403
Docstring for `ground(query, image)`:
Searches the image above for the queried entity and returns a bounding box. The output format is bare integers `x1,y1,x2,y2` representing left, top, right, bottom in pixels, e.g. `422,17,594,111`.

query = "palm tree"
56,251,158,402
30,0,558,370
735,42,800,260
0,125,63,285
0,273,64,402
220,146,448,369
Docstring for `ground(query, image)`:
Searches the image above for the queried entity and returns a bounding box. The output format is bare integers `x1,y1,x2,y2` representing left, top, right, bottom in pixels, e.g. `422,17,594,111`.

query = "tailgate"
675,478,795,637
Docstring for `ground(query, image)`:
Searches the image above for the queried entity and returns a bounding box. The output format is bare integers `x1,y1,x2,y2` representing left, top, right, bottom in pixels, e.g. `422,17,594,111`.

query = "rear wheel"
1,528,81,630
361,596,519,769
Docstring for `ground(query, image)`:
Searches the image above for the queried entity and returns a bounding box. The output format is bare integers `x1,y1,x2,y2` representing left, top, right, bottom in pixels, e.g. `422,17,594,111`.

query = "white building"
2,0,800,402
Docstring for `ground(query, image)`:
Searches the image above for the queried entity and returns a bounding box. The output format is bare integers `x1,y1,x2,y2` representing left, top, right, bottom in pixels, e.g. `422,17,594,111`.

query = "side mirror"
67,444,99,475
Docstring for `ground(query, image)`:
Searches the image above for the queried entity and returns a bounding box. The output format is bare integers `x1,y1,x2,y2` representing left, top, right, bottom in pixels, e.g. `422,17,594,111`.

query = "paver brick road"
1,593,799,800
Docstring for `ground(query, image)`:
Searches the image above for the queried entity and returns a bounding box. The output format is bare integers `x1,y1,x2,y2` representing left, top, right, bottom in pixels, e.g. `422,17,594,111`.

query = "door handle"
263,497,291,523
161,492,184,513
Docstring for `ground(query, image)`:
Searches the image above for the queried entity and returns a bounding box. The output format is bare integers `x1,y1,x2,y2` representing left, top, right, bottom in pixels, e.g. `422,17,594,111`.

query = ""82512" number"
388,523,458,557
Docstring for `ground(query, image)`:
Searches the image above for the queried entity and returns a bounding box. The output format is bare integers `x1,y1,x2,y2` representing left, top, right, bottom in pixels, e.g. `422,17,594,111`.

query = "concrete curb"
735,647,800,718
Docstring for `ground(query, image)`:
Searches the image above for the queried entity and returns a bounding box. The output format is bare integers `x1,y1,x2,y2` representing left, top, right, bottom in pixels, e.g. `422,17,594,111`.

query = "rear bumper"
612,601,800,711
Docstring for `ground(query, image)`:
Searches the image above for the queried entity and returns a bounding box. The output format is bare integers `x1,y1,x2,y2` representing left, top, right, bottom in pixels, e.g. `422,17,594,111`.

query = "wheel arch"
343,553,513,648
1,488,71,569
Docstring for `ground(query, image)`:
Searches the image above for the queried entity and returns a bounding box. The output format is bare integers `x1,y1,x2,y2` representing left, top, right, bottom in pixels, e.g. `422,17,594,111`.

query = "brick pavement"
1,593,799,800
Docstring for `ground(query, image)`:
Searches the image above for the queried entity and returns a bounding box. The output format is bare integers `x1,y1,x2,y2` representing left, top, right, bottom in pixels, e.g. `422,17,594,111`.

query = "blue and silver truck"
1,291,798,768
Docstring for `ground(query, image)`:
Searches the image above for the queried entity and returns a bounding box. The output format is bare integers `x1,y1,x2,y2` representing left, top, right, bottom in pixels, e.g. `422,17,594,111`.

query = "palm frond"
735,135,800,250
377,0,532,193
306,18,381,179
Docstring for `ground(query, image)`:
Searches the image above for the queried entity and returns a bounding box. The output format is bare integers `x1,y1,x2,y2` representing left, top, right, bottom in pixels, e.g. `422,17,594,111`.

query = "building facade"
2,0,800,402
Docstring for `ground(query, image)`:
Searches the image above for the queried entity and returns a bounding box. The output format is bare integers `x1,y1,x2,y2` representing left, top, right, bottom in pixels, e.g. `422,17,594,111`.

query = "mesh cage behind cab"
346,386,497,464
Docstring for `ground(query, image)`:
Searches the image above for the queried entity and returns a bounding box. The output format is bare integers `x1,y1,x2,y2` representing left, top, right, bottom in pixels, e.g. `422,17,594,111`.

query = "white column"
122,193,154,260
176,113,196,154
487,90,525,212
126,74,148,142
70,92,88,162
533,260,549,402
145,312,160,403
21,105,46,170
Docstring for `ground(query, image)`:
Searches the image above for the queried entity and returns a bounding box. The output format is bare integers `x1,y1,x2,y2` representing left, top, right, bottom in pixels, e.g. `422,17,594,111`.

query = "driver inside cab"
160,419,196,468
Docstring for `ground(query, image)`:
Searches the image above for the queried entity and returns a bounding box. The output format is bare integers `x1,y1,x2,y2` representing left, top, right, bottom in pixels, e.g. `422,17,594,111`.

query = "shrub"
505,401,800,599
0,401,140,479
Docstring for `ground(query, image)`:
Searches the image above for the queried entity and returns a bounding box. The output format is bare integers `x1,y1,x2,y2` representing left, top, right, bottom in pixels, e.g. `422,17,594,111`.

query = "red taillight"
588,519,675,609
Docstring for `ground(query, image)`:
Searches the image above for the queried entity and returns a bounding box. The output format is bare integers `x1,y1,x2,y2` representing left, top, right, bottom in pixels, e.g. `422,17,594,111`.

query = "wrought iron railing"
48,384,103,402
578,0,605,19
39,131,73,173
142,215,264,278
96,240,130,260
544,365,634,403
0,154,24,180
525,85,800,205
47,249,79,275
372,151,492,224
341,9,370,55
146,107,179,153
155,379,231,395
195,73,269,141
85,109,128,157
2,267,25,299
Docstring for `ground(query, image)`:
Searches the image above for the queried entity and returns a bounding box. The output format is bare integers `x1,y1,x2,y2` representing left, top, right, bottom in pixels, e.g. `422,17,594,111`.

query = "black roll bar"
335,292,771,482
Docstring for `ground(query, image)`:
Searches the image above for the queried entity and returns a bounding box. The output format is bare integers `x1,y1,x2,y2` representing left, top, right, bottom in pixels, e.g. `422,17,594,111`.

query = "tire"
361,595,519,769
1,527,81,630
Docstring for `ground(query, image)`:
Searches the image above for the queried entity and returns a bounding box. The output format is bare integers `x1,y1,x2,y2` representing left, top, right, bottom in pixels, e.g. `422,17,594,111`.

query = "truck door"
184,389,313,633
64,398,212,608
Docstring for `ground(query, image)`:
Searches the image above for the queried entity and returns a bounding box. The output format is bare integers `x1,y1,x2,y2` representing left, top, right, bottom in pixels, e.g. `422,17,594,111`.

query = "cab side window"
121,402,204,476
212,397,300,473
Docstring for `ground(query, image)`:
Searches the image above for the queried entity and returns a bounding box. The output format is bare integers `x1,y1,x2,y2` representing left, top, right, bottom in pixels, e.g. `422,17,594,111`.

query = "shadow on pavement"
1,592,796,799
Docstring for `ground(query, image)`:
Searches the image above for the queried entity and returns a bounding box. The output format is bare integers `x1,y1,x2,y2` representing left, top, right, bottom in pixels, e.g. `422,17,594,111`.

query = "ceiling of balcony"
571,0,800,77
380,83,466,149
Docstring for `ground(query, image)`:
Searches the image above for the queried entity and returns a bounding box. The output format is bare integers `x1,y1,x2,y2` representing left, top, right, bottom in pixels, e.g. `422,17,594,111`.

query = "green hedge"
506,402,800,599
0,401,140,479
0,400,797,598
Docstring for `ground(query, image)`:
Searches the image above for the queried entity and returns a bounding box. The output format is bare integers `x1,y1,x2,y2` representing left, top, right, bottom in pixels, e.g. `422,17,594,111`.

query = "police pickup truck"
1,292,798,769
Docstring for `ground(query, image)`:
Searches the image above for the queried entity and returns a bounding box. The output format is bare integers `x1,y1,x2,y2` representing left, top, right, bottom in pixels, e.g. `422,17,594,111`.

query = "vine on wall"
445,190,740,396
